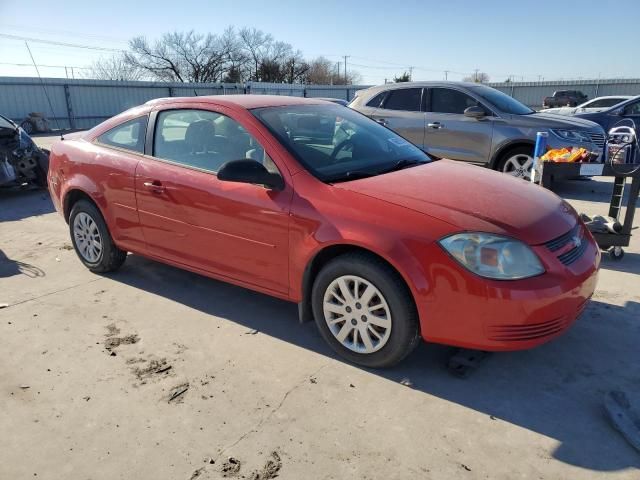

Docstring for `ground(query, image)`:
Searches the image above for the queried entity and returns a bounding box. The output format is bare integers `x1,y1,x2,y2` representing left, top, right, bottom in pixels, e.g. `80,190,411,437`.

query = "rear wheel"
69,200,127,273
311,252,420,368
497,146,534,181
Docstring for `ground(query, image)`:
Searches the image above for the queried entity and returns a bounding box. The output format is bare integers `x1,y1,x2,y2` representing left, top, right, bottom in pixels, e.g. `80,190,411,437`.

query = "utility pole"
474,69,479,82
336,62,340,83
343,55,350,85
444,70,449,80
408,66,414,81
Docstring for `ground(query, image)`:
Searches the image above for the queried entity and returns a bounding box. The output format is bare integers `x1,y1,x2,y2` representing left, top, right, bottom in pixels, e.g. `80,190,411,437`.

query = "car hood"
522,112,603,130
335,160,577,245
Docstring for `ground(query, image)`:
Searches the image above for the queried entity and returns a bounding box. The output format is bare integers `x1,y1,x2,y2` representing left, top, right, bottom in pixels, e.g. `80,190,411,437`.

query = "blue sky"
1,0,638,84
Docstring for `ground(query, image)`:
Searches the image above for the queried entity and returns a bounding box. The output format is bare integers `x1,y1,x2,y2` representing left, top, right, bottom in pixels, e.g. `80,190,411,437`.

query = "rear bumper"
415,237,600,351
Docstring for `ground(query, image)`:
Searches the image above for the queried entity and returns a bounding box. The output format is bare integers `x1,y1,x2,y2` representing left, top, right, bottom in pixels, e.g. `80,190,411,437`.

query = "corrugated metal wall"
3,77,640,130
487,78,640,108
0,77,369,130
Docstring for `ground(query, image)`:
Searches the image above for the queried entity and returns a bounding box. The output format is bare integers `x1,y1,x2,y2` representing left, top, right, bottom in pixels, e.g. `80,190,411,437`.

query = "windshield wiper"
377,158,428,174
325,170,379,183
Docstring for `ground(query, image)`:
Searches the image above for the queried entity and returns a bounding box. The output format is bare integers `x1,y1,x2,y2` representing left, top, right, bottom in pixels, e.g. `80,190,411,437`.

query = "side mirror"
217,159,284,191
464,106,486,119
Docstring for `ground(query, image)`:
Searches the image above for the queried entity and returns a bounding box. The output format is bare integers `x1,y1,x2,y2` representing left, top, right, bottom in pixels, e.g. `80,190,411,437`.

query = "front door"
135,106,292,295
423,87,494,164
370,87,425,149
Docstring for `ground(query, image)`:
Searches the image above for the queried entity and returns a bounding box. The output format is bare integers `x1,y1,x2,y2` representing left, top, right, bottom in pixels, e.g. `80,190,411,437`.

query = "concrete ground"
1,136,639,479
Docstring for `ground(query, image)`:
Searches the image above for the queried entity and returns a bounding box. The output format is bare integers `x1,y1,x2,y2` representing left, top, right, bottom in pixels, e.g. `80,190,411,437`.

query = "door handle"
375,118,388,126
143,181,166,193
427,122,444,129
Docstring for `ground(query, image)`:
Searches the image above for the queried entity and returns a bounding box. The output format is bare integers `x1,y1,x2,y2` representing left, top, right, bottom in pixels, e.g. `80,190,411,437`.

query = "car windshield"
252,104,431,182
470,85,535,115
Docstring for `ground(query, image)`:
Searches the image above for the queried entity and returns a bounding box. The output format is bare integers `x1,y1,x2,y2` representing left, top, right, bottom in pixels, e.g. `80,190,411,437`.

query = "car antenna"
25,41,63,139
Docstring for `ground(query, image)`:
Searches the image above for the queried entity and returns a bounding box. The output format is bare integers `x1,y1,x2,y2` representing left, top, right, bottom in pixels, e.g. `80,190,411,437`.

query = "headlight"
439,233,545,280
549,129,592,143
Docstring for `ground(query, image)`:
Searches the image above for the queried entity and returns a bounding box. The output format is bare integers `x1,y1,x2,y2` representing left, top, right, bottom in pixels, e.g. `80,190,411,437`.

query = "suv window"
366,92,387,108
153,109,277,174
382,88,422,112
430,88,482,115
623,101,640,116
97,116,147,153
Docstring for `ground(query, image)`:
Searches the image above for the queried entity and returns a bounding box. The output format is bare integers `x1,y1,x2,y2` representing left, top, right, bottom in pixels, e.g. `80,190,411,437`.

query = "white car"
544,96,632,115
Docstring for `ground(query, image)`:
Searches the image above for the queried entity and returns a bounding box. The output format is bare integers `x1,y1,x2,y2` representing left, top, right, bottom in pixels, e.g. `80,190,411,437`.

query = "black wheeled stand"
538,162,640,261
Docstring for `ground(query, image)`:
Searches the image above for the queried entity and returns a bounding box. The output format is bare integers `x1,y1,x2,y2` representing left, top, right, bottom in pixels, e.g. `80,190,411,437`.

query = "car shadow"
600,251,640,274
110,254,640,473
0,249,46,279
0,187,55,222
552,177,639,208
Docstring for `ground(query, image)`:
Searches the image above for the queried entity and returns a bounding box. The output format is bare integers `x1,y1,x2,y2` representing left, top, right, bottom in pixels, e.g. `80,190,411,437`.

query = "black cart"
538,162,640,260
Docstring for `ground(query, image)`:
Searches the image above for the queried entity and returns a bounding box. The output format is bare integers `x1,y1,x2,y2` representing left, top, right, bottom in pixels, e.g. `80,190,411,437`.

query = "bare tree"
124,30,233,82
463,71,490,83
86,54,144,81
304,56,360,85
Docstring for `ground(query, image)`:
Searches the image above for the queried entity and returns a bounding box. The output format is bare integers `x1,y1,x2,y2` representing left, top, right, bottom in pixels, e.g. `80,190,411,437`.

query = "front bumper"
415,232,600,351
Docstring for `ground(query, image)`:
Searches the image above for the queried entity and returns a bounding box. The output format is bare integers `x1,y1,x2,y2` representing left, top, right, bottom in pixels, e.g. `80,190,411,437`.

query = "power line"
0,33,124,53
0,61,91,70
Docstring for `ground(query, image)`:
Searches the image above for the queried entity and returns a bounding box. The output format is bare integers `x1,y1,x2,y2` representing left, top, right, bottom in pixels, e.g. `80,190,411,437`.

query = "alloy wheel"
502,153,534,180
322,275,392,354
73,212,103,263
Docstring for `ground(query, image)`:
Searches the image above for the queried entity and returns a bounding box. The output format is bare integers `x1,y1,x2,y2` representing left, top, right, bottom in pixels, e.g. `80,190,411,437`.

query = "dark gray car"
349,82,606,180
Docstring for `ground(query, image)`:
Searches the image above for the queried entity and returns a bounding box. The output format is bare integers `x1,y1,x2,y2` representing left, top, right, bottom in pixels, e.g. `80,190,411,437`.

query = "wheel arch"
489,140,535,170
297,243,418,326
63,188,102,224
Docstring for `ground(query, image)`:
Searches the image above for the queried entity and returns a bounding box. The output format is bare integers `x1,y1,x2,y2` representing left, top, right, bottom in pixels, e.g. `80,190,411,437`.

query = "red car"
48,96,600,367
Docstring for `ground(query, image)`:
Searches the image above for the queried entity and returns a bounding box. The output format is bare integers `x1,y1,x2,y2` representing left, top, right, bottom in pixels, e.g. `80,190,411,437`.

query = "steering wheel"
330,138,355,163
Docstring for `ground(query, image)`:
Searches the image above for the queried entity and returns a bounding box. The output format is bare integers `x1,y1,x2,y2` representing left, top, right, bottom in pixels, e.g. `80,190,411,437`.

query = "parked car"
314,97,349,106
544,96,632,115
349,82,605,180
543,90,588,108
0,113,49,188
574,95,640,134
48,96,600,368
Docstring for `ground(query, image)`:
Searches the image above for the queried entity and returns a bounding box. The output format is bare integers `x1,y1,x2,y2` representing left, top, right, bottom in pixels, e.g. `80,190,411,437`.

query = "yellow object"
541,147,589,163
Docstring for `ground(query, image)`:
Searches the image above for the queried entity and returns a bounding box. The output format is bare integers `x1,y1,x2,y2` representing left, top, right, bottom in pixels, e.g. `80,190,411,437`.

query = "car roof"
144,94,330,110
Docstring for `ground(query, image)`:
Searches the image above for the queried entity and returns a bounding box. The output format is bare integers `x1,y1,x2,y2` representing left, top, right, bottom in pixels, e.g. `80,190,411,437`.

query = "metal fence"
0,77,370,130
487,78,640,109
3,76,640,130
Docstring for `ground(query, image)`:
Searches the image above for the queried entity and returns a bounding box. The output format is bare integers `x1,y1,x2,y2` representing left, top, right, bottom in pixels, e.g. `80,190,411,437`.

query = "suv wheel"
497,146,534,181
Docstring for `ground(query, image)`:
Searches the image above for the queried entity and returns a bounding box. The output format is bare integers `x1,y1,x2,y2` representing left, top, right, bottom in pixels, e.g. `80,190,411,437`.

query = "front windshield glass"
251,104,430,182
470,85,535,115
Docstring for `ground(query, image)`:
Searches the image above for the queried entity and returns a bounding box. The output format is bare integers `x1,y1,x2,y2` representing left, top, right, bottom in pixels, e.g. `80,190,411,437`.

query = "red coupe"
48,96,599,367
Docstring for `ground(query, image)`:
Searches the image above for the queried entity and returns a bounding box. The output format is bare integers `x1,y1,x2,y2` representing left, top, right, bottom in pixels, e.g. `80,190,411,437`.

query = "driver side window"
153,109,278,174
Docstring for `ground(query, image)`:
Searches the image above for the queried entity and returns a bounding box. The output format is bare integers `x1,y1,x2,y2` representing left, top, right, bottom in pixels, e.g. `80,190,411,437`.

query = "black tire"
69,199,127,273
311,252,420,368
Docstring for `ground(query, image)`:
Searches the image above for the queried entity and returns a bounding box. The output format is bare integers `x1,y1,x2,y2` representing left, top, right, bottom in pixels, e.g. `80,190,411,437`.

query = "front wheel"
311,253,420,368
69,200,127,273
497,146,535,181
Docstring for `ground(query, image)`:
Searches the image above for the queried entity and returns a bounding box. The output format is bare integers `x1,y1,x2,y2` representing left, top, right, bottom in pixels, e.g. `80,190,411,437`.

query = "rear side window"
382,88,422,112
366,92,387,108
430,88,482,115
97,116,147,153
153,109,276,174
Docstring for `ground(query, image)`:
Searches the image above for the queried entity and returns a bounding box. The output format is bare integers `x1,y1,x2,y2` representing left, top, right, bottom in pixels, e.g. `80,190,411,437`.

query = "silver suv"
349,82,606,180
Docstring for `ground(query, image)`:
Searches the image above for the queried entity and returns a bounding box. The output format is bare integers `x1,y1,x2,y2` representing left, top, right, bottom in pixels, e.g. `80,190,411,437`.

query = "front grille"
544,223,587,266
545,224,580,252
589,132,605,148
557,237,588,265
488,317,567,341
